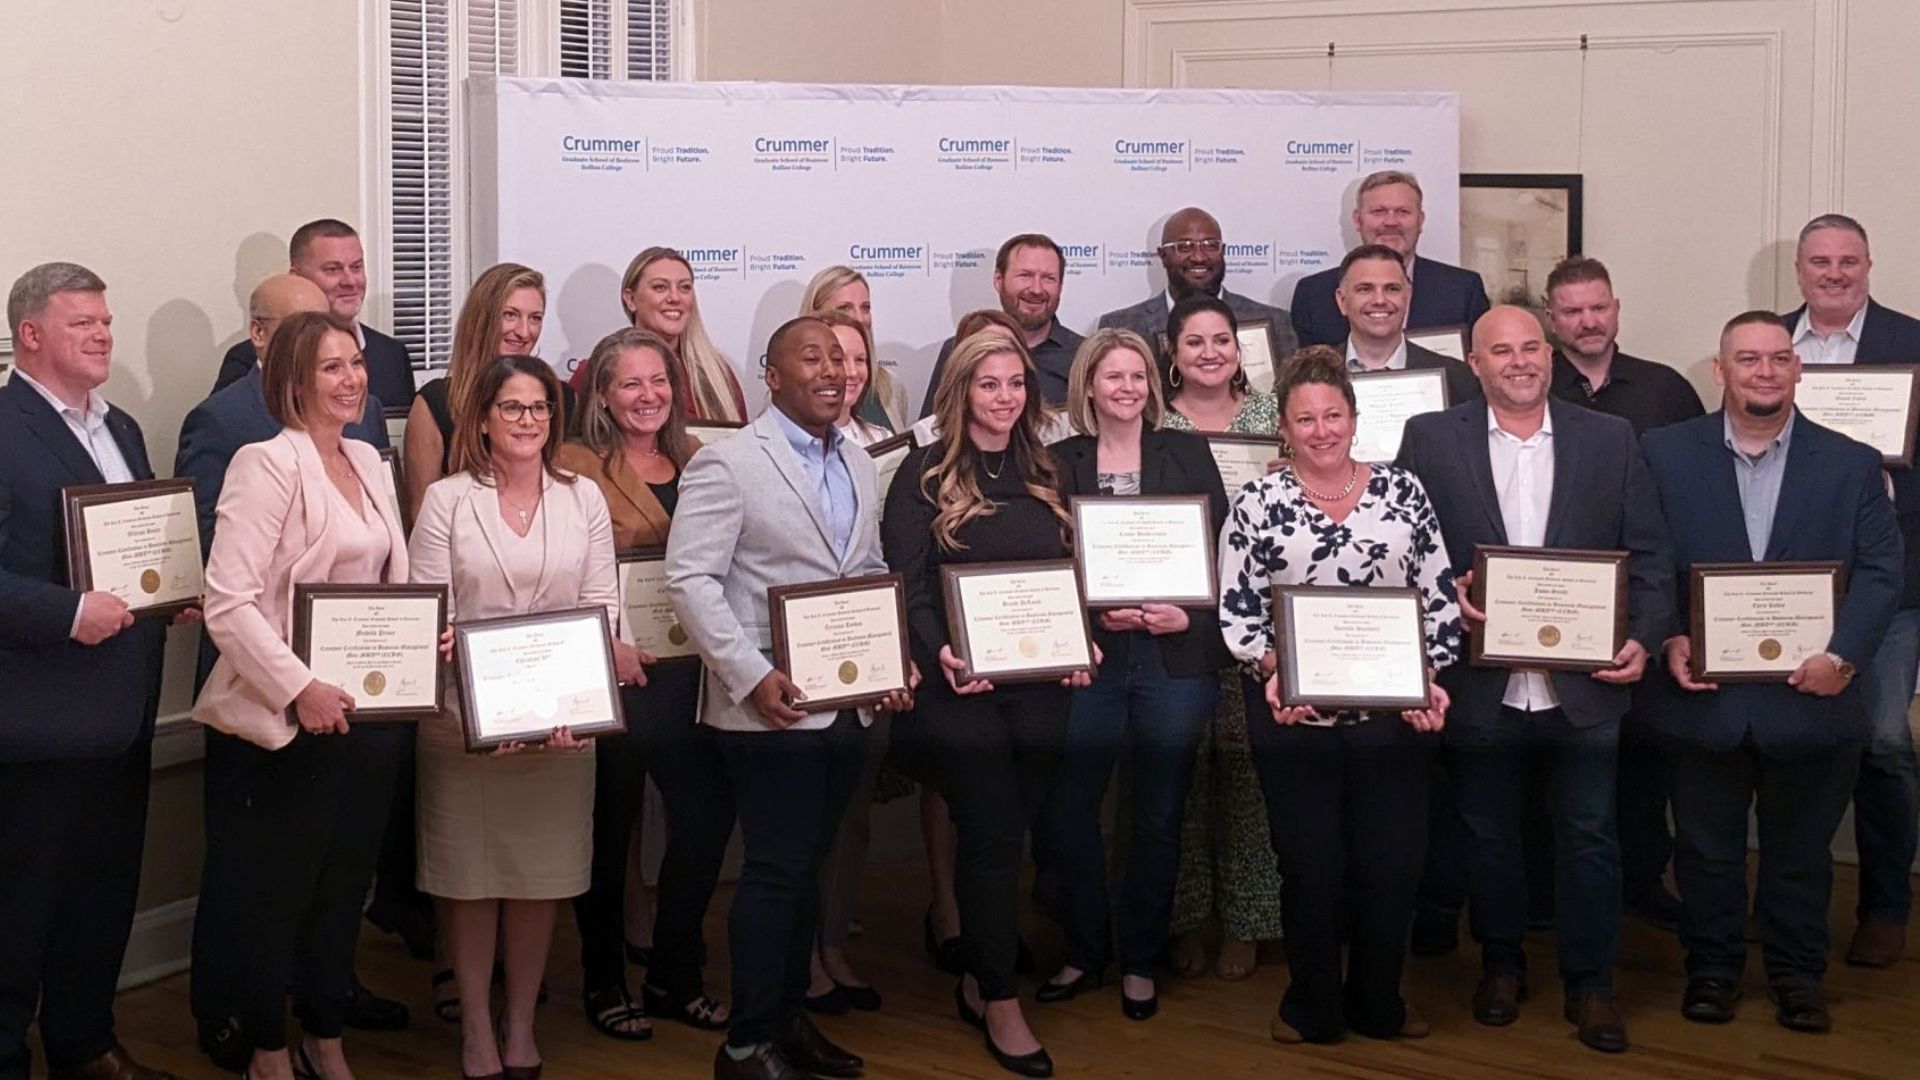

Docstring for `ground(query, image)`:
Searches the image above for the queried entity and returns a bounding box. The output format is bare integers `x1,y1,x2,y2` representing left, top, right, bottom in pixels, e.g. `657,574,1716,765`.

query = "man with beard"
919,234,1083,415
1291,171,1490,348
1644,311,1900,1033
1096,206,1295,364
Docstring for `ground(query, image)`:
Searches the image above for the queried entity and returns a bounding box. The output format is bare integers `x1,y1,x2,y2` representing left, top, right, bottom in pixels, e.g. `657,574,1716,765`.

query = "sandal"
433,968,461,1023
642,983,730,1030
584,986,653,1042
1215,937,1258,981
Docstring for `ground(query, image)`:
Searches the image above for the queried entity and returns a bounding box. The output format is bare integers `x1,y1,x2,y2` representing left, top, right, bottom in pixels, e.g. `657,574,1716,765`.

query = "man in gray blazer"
1096,206,1297,362
667,316,915,1080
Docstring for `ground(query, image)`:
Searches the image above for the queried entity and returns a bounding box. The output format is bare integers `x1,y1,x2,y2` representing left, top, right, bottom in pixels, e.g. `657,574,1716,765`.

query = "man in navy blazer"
1780,213,1920,968
1291,171,1491,348
1395,307,1674,1054
0,264,176,1080
1332,243,1480,406
211,219,415,410
1644,311,1901,1034
1096,206,1297,363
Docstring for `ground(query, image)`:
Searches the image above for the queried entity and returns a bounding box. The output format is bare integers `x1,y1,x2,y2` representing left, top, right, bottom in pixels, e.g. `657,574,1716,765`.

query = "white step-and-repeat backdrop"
469,77,1460,410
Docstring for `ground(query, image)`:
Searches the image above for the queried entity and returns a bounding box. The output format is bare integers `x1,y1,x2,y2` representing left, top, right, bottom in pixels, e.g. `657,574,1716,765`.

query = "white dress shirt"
1792,303,1867,366
1346,336,1409,373
1487,406,1560,711
13,367,136,638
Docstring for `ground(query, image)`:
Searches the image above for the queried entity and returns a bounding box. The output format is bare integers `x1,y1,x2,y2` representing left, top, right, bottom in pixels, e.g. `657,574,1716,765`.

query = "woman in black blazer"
1035,328,1231,1021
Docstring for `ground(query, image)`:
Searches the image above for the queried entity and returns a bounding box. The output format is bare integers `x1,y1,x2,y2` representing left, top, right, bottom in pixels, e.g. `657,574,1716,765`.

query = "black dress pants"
0,740,152,1080
191,726,402,1052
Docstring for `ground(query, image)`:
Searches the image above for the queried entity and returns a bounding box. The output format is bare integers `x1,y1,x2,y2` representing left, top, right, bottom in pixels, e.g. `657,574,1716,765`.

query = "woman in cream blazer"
193,313,411,1080
409,355,623,1079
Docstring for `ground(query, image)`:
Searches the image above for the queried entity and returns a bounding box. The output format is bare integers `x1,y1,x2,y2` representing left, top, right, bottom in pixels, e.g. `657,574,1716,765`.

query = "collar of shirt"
12,366,111,426
771,403,844,462
1551,349,1626,398
1722,407,1796,462
1164,286,1224,312
1346,336,1408,372
1793,302,1867,346
1487,402,1554,446
1038,319,1075,352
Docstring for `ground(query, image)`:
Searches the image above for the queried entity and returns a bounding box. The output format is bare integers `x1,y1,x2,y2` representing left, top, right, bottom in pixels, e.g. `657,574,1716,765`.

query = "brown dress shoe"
772,1014,862,1078
713,1043,808,1080
1471,973,1527,1027
1564,992,1629,1053
1845,920,1907,968
1398,1003,1430,1039
47,1044,176,1080
1769,984,1832,1033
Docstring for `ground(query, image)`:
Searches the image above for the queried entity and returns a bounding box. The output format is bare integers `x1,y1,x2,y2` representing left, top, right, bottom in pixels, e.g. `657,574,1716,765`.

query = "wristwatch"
1824,651,1857,681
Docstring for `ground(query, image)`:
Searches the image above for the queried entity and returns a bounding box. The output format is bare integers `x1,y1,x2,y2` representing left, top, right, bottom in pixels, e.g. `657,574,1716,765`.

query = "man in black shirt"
920,233,1084,415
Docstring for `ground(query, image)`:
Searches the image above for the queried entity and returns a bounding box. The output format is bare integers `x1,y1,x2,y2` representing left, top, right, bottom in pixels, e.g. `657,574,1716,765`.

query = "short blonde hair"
1066,328,1163,437
1357,169,1423,204
800,265,868,316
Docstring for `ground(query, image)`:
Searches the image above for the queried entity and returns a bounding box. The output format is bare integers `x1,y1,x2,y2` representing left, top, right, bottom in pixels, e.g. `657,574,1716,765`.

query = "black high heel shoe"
1034,969,1104,1004
954,978,987,1031
984,1031,1054,1078
924,908,965,975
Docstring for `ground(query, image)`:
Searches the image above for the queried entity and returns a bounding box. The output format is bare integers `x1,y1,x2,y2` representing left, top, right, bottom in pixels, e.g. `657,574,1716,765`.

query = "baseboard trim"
119,896,196,990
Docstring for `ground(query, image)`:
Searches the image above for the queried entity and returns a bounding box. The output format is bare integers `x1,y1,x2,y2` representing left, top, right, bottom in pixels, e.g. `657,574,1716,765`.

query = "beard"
1742,398,1786,418
1001,296,1055,334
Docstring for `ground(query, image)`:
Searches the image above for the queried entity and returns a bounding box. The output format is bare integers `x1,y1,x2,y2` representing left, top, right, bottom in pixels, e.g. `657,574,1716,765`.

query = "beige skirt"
415,714,595,901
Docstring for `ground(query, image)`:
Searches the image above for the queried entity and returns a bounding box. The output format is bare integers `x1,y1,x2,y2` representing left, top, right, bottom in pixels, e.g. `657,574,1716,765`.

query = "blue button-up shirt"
771,405,856,561
1725,409,1795,560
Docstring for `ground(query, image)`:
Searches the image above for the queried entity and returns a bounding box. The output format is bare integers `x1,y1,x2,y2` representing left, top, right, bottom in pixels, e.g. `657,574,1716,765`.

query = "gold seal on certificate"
941,560,1094,684
1405,324,1468,361
1350,368,1451,463
1071,494,1218,608
1205,433,1278,493
1794,364,1920,466
1274,585,1431,709
291,583,448,723
1469,545,1628,671
616,548,699,661
769,573,910,712
62,478,204,618
1236,318,1280,394
686,420,747,448
454,606,627,751
1689,562,1844,681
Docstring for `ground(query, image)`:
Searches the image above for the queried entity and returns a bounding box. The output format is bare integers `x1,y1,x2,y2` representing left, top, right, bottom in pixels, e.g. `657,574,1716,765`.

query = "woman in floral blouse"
1218,345,1463,1047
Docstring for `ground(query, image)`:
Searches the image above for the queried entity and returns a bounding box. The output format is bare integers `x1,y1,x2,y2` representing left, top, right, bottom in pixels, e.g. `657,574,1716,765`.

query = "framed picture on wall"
1459,174,1584,313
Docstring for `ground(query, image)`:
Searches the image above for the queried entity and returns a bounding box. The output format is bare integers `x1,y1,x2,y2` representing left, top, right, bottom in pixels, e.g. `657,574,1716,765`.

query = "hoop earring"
1168,365,1183,389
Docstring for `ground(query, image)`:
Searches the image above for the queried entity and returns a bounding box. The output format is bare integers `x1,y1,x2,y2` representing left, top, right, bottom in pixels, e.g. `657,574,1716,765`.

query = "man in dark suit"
0,263,176,1080
212,218,415,410
1291,171,1491,348
1395,306,1674,1053
919,234,1084,415
1096,206,1296,363
1333,243,1479,404
1645,310,1902,1033
1541,255,1705,933
1780,213,1920,969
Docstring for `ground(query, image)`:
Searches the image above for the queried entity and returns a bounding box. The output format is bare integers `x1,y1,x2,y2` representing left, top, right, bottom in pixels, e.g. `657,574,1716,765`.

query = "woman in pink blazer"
192,312,412,1080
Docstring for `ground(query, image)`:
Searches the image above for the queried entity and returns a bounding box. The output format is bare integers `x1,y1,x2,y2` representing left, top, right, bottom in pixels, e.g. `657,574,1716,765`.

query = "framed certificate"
61,478,204,618
1071,494,1218,608
1205,432,1278,493
376,447,411,534
615,547,698,661
1689,561,1844,682
1470,545,1627,671
1274,585,1431,709
941,560,1095,684
1794,364,1920,467
1406,324,1468,361
383,404,409,447
867,431,915,513
1350,368,1450,463
909,414,942,448
291,583,448,723
454,606,626,751
686,420,746,447
1236,317,1281,394
769,574,911,712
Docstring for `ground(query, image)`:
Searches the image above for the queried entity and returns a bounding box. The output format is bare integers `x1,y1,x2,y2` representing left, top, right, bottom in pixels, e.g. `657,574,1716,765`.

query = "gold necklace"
1294,461,1360,502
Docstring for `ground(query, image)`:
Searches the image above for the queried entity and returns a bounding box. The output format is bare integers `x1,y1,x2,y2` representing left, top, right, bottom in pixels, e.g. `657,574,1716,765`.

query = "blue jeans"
1043,633,1216,975
1453,708,1621,996
1854,607,1920,925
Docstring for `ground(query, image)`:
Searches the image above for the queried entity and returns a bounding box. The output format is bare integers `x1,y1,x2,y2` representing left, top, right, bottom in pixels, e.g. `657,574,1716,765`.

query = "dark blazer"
1393,398,1675,734
1782,297,1920,609
213,322,416,410
0,377,168,762
1052,429,1233,678
1641,411,1902,754
1337,338,1483,404
1291,255,1492,348
1095,288,1298,363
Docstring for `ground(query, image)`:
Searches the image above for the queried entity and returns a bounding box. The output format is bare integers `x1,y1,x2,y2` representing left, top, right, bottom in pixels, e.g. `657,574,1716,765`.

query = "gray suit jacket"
664,409,889,732
1096,288,1298,361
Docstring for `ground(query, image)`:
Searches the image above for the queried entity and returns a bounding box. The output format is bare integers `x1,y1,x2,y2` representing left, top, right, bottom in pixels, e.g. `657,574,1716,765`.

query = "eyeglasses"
1157,239,1224,256
493,400,555,422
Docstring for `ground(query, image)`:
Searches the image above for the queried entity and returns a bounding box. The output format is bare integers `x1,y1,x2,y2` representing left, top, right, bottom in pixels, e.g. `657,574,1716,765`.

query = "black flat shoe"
985,1032,1053,1078
1034,970,1104,1004
1121,991,1158,1021
954,980,987,1031
197,1016,248,1073
804,985,851,1015
924,909,965,975
339,977,410,1031
1770,984,1831,1033
1681,976,1741,1024
837,981,882,1012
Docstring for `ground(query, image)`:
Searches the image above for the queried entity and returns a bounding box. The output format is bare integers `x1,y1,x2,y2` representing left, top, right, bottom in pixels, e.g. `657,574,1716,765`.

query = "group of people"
2,166,1916,1080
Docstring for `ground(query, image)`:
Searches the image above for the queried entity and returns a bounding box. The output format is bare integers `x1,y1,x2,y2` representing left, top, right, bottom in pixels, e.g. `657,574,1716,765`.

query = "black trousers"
0,740,151,1080
190,726,403,1051
368,728,429,926
908,684,1070,1001
1616,704,1674,898
713,711,868,1047
1669,739,1859,987
573,664,735,997
1244,684,1435,1042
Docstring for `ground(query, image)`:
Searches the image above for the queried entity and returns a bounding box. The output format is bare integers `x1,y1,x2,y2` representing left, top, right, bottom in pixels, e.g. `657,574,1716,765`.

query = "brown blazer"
555,442,672,549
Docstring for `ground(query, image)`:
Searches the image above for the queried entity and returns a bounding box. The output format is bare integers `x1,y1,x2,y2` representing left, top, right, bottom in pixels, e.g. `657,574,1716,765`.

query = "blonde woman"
620,247,748,422
814,309,892,447
801,265,909,430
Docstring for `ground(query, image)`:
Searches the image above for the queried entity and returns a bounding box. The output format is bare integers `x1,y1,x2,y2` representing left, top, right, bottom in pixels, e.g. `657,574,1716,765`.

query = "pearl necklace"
1294,461,1360,502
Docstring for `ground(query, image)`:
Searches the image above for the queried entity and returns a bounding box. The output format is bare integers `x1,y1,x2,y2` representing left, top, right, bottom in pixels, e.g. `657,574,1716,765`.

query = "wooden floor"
107,862,1918,1079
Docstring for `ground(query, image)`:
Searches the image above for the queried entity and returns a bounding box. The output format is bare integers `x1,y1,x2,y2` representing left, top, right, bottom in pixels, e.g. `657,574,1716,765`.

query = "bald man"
1393,306,1674,1053
1096,206,1296,363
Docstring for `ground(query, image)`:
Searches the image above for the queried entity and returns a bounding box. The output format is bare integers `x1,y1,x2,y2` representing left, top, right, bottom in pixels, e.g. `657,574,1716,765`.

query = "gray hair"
1797,213,1869,252
9,261,107,336
1357,170,1424,205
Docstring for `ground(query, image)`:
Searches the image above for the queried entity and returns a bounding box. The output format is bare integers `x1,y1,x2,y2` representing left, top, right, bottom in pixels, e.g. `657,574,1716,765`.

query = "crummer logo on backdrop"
1282,138,1415,173
847,243,930,278
752,136,833,172
675,245,744,280
560,134,645,173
